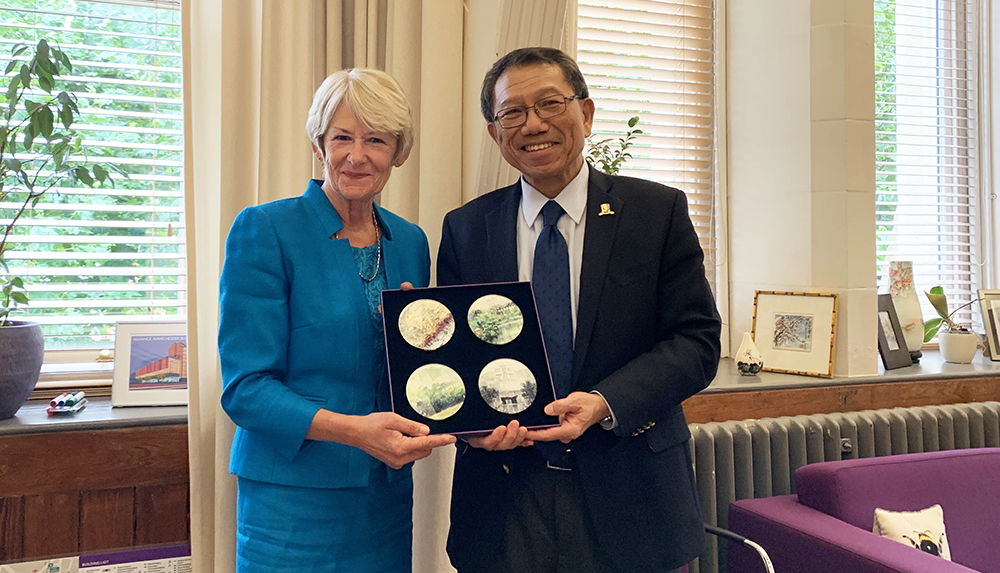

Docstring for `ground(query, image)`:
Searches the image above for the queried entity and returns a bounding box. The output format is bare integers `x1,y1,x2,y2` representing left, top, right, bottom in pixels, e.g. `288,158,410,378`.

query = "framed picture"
112,321,188,407
751,291,839,378
978,289,1000,362
877,294,912,370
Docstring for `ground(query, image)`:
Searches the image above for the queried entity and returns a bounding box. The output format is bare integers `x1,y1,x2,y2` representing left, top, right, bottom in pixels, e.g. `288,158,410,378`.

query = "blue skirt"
236,470,413,573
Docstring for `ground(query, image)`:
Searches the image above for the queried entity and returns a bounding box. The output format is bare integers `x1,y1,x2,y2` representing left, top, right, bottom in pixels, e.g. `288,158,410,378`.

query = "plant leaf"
925,290,950,319
930,285,944,295
628,116,639,128
923,317,943,342
11,43,28,58
37,39,49,62
10,292,28,305
19,64,31,90
36,106,54,138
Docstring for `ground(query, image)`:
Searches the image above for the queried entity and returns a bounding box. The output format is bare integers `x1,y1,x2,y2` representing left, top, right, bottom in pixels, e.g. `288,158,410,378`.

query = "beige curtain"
184,0,569,571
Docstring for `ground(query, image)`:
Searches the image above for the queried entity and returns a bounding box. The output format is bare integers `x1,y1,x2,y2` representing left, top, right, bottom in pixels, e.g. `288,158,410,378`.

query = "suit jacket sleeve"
592,188,721,437
218,207,324,461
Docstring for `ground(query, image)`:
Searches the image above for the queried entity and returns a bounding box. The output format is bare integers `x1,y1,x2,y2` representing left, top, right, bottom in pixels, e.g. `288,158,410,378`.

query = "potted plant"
586,115,643,175
0,39,115,419
922,286,980,364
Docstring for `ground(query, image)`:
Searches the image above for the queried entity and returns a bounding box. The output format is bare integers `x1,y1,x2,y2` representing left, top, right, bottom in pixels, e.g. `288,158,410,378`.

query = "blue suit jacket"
218,180,430,489
438,165,722,572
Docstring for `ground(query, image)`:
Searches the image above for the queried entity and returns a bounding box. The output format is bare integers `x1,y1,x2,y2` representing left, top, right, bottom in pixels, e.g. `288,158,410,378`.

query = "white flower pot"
938,331,979,364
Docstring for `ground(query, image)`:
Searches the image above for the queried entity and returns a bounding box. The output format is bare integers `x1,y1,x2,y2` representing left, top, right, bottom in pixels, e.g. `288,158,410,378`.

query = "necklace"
334,209,382,281
358,209,382,282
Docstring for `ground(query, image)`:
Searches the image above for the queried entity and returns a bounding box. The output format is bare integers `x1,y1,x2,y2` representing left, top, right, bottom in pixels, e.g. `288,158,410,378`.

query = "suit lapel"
485,182,521,283
573,167,622,383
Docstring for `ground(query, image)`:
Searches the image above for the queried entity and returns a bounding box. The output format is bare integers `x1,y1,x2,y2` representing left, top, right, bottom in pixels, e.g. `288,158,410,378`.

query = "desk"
0,399,188,563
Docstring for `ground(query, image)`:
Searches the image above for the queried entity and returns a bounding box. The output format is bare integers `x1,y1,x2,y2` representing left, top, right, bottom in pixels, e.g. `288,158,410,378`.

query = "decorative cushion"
873,504,951,561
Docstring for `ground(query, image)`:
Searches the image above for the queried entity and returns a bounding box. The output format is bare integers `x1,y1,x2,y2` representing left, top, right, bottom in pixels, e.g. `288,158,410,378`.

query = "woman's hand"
466,420,533,451
352,412,457,469
307,409,456,470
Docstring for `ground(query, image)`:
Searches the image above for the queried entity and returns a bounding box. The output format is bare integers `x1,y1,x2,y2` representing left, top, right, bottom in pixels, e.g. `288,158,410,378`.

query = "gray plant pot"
0,321,44,420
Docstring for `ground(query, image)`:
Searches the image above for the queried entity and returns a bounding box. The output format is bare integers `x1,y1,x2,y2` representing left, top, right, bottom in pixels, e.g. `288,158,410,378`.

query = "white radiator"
686,401,1000,573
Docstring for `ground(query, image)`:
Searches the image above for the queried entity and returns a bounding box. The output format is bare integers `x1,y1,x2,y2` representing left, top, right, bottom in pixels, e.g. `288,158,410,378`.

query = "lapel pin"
598,203,615,216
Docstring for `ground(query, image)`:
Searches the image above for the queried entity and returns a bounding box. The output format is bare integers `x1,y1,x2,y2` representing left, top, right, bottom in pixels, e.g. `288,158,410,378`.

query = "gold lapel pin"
599,203,615,216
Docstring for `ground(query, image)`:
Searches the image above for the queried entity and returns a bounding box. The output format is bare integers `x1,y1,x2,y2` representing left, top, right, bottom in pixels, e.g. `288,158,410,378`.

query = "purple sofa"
727,448,1000,573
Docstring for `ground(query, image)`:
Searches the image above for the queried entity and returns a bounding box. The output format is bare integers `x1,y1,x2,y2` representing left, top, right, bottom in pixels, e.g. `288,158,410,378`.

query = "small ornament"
736,332,764,375
598,203,615,216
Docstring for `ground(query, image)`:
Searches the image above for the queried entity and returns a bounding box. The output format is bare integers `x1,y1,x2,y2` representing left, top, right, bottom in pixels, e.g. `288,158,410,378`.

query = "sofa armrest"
728,496,979,573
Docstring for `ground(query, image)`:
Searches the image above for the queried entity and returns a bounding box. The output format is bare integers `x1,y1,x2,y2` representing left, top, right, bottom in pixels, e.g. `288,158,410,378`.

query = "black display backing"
381,282,559,435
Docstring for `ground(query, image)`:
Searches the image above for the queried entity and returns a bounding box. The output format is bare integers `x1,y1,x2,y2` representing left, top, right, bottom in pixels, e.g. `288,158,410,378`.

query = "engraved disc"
398,299,455,351
468,294,524,346
406,364,466,420
478,358,536,415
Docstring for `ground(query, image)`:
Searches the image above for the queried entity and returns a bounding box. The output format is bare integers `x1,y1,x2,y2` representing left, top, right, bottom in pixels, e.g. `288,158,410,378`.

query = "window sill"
703,348,1000,394
0,395,187,436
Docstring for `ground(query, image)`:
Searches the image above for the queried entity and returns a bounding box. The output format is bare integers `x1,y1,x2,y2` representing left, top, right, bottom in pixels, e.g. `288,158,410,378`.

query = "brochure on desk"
381,281,559,435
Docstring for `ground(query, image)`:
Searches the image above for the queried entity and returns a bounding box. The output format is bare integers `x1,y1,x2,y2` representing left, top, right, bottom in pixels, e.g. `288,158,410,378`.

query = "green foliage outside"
874,0,898,288
0,1,183,347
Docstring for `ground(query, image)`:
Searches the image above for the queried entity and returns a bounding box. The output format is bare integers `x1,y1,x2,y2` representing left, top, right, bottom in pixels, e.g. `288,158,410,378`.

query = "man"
438,47,721,573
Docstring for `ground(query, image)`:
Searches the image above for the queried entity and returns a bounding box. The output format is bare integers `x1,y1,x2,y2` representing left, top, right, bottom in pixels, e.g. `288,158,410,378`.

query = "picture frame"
977,289,1000,362
112,321,188,407
877,294,912,370
751,290,839,378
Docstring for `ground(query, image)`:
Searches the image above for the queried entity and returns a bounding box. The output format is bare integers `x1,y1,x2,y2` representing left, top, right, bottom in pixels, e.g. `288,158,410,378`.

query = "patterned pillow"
873,504,951,561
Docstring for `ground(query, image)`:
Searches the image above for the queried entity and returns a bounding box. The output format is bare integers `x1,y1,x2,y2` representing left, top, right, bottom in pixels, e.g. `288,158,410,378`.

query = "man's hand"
525,392,610,443
467,420,533,451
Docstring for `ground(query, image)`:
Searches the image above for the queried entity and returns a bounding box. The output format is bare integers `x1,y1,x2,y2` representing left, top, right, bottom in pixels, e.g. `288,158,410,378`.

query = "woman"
218,69,456,573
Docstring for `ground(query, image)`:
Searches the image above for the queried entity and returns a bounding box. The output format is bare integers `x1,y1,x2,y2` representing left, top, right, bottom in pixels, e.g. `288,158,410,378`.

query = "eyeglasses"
492,95,584,129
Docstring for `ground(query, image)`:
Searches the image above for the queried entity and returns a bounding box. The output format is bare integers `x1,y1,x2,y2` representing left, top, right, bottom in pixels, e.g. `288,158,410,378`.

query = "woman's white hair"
305,68,414,166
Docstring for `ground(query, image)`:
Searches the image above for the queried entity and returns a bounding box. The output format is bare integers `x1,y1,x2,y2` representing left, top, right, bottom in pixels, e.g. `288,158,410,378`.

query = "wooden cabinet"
0,424,189,563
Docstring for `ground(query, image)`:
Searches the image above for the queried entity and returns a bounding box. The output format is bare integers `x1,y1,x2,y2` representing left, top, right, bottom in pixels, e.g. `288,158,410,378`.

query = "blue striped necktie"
532,200,573,399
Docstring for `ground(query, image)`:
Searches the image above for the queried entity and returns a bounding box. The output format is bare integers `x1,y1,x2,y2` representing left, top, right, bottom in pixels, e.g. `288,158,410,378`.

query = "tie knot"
541,200,564,228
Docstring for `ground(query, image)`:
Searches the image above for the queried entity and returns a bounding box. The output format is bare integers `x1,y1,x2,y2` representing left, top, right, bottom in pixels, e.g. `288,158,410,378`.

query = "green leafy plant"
586,115,643,175
923,286,978,342
1,39,117,325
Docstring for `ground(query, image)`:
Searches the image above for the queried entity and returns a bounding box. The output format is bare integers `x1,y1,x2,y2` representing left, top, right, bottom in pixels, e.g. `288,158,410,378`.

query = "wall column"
810,0,878,376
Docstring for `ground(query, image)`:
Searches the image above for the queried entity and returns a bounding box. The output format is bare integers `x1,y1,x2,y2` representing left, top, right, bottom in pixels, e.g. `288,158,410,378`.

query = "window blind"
875,0,980,328
0,0,184,350
577,0,717,290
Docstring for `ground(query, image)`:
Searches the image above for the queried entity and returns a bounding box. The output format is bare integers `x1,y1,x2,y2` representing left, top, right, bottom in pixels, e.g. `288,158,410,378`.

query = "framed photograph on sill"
877,294,912,370
751,291,839,378
112,321,188,407
978,289,1000,362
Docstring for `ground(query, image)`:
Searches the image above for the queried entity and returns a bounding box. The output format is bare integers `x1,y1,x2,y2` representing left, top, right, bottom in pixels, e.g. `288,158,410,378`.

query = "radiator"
685,401,1000,573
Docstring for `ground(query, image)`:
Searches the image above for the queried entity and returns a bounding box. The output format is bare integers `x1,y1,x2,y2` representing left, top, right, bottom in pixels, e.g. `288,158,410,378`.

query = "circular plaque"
398,299,455,351
406,364,466,421
478,358,536,415
468,294,524,346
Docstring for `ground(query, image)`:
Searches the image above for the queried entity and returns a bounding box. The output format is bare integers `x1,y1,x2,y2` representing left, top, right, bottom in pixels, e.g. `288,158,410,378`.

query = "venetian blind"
875,0,980,326
577,0,717,291
0,0,184,350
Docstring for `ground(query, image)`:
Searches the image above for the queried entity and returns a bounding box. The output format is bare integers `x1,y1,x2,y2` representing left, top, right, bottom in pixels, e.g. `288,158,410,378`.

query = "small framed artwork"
977,289,1000,362
877,294,912,370
752,291,839,378
112,321,189,407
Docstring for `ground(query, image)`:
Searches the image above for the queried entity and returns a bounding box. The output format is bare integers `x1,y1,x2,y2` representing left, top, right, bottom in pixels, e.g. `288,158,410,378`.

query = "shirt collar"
519,162,589,227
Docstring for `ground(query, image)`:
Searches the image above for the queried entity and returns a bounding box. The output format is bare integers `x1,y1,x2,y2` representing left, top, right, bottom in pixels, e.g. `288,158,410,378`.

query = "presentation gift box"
381,281,559,435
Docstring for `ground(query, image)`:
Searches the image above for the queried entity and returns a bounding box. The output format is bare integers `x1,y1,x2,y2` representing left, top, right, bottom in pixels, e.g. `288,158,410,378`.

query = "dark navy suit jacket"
437,165,721,572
